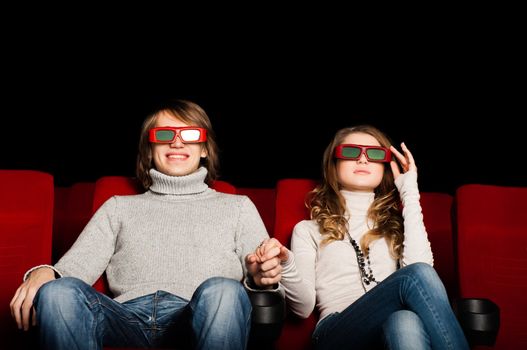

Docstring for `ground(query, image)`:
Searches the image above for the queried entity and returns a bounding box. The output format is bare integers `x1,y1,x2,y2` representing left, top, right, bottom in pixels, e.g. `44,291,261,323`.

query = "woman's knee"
383,310,429,349
384,310,422,332
404,263,442,287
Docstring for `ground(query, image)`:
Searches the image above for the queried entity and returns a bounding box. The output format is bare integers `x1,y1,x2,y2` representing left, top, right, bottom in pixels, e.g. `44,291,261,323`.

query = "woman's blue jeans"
312,263,469,350
33,276,252,350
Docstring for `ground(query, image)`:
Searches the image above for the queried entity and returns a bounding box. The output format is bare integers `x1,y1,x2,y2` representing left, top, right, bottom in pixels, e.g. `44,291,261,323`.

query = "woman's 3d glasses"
149,127,207,144
335,144,392,162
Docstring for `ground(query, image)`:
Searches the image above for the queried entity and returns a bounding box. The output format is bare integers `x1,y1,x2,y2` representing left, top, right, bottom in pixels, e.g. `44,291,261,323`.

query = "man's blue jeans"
312,263,469,350
33,276,252,350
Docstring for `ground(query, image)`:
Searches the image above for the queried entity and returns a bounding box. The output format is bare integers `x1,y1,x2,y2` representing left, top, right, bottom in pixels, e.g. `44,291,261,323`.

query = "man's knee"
34,277,92,314
197,277,247,298
193,277,250,311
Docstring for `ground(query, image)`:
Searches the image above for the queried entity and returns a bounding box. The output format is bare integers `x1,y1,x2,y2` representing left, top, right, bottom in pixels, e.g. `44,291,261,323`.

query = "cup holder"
455,298,500,346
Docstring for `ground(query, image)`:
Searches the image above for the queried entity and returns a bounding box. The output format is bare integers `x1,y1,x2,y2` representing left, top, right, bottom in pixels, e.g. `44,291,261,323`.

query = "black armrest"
247,290,286,349
453,298,500,347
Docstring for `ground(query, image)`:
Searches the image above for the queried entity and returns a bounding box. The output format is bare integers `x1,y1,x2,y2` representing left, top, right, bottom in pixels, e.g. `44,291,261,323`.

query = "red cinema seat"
0,170,54,349
456,184,527,349
273,179,317,247
238,188,276,234
53,182,95,262
274,179,318,350
419,192,457,300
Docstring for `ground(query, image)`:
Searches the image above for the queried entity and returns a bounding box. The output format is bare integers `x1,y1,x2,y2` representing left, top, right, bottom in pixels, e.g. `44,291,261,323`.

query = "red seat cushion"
456,184,527,349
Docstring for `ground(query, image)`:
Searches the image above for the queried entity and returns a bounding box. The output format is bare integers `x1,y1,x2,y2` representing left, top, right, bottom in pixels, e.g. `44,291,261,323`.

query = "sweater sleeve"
53,197,120,285
236,196,270,276
395,171,434,266
280,221,317,318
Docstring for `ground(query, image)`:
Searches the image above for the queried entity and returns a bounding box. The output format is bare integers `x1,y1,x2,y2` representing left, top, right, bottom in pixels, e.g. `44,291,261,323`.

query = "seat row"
1,170,525,349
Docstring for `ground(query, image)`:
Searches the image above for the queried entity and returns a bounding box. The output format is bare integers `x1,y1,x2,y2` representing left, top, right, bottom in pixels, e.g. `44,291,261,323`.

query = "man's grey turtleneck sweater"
54,167,269,302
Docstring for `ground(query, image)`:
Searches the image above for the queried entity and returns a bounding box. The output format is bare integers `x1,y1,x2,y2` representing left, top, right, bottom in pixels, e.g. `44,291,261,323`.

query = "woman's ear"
201,145,208,158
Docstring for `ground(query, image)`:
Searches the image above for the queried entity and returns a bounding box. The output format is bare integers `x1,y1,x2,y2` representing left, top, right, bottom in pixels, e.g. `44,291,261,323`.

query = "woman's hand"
390,142,417,180
245,238,289,287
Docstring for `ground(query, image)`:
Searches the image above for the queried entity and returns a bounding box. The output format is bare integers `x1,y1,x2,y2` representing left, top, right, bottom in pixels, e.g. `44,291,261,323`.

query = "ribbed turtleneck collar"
149,167,209,195
340,190,375,217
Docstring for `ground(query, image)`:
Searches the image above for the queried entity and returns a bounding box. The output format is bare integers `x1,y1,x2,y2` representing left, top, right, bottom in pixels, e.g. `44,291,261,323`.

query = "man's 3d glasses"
335,144,391,162
149,127,207,144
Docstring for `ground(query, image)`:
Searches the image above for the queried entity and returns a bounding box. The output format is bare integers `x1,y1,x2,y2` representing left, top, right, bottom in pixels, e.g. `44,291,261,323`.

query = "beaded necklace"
348,233,378,290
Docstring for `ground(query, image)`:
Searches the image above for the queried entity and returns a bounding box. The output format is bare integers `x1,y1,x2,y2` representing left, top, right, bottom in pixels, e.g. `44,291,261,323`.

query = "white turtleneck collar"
340,190,375,217
148,167,209,195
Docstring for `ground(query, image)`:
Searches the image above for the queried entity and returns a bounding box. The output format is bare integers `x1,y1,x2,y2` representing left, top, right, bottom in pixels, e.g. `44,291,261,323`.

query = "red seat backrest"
274,179,318,245
210,180,237,195
456,184,527,349
274,179,318,350
53,182,95,262
0,170,54,346
238,187,276,234
419,192,457,300
92,177,142,213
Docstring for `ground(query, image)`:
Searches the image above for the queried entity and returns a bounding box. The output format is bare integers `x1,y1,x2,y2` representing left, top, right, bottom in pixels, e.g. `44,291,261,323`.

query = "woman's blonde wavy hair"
308,125,404,259
136,99,220,190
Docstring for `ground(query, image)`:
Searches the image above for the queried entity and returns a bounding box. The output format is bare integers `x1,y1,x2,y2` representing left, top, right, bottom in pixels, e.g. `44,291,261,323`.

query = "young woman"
255,125,468,349
10,99,281,350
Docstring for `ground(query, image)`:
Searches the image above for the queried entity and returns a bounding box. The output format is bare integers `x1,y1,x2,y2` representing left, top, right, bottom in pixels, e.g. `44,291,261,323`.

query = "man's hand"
245,238,289,287
10,267,56,330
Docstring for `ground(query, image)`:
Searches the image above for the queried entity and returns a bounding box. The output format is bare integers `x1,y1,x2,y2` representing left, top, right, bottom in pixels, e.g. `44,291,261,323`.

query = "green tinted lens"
342,146,361,158
155,130,176,142
180,129,201,142
366,148,386,160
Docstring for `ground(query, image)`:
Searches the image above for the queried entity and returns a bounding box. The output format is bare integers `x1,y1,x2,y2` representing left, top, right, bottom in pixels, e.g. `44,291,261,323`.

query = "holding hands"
245,238,289,288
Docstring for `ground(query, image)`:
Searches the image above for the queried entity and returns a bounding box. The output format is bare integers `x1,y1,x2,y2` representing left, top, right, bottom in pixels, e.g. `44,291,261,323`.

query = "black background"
1,16,524,194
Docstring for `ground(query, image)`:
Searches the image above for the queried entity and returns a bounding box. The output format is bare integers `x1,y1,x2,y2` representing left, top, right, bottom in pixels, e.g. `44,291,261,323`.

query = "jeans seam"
98,301,142,325
406,270,453,349
91,293,103,349
151,292,160,333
